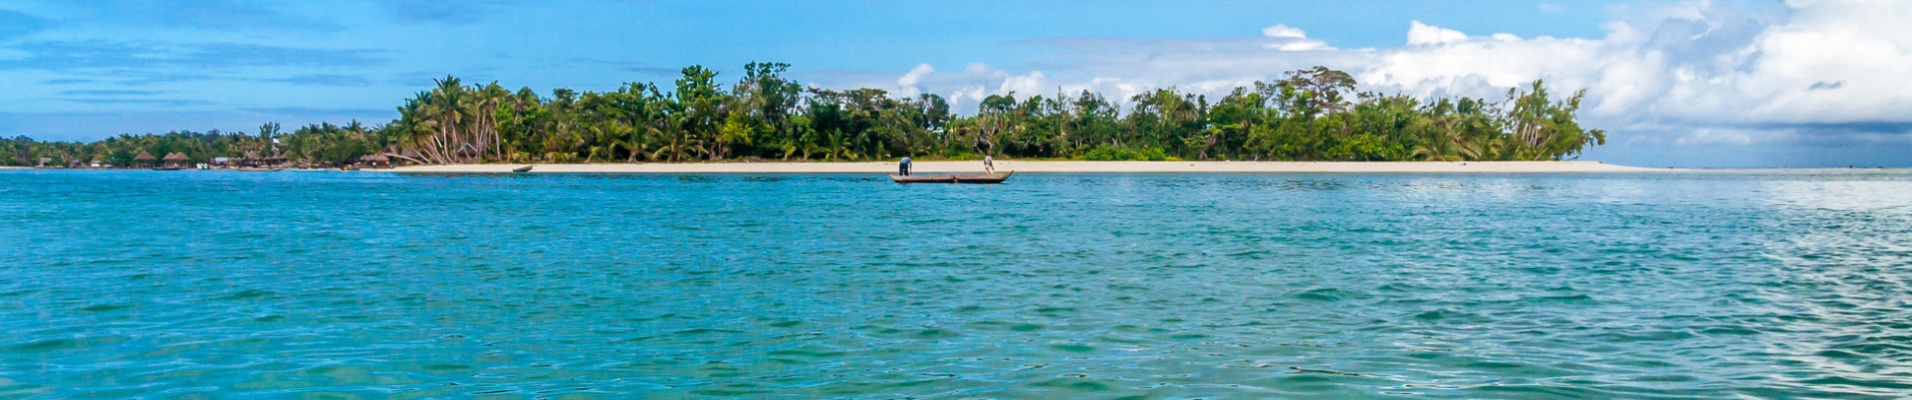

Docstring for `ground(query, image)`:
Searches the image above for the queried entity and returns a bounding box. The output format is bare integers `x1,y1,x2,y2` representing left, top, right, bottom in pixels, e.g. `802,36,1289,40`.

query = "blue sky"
1,0,1905,167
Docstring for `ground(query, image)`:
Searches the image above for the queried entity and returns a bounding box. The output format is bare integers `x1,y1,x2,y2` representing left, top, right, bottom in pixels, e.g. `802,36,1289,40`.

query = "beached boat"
152,166,182,171
512,165,534,173
888,171,1012,184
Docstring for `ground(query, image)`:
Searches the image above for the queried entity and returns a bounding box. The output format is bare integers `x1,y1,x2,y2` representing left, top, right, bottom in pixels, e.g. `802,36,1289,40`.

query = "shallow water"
2,170,1910,398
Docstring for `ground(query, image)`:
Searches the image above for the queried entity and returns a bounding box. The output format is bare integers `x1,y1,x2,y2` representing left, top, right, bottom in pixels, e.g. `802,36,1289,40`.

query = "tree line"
2,64,1604,166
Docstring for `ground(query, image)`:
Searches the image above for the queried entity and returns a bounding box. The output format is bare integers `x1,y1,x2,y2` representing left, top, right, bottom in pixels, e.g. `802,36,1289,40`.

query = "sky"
0,0,1906,167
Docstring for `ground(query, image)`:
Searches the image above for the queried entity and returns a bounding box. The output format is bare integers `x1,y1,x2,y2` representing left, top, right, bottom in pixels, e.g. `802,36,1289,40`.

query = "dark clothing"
899,157,912,176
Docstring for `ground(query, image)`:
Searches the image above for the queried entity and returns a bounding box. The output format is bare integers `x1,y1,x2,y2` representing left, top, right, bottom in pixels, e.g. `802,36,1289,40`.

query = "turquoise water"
3,170,1911,398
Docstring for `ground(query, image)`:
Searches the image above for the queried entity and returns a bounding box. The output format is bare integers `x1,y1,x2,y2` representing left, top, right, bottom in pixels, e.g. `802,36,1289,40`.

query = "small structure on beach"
133,150,157,167
162,152,189,168
238,151,287,168
358,153,391,168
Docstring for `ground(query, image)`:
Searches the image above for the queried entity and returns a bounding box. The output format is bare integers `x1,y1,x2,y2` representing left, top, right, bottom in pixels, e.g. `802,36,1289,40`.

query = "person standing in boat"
899,156,912,176
983,155,995,174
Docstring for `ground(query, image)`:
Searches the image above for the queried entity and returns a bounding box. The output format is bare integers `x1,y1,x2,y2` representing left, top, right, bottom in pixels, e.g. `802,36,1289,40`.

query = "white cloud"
1407,21,1468,46
1262,24,1334,51
1273,40,1333,52
895,63,933,97
1261,24,1307,39
998,70,1048,96
865,0,1912,147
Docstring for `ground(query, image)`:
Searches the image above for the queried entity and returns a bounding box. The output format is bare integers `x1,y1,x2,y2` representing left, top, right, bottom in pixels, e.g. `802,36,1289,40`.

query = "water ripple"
1,169,1910,397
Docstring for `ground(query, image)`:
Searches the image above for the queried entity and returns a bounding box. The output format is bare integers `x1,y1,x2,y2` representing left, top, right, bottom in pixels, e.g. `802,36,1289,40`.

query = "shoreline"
389,161,1658,174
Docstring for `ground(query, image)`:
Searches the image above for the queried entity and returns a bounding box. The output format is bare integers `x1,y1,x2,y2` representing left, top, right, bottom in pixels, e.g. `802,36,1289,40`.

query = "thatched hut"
236,151,285,168
133,150,157,166
359,153,391,168
162,152,189,166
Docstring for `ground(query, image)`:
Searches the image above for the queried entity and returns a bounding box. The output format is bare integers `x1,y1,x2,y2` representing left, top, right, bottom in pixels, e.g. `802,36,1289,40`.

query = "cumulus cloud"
1262,24,1335,52
1254,24,1330,51
895,64,934,97
1261,24,1306,39
1406,21,1468,46
873,0,1912,148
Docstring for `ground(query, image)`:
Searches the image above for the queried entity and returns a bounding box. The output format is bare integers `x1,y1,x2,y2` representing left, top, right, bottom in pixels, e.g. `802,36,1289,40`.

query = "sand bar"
391,161,1656,174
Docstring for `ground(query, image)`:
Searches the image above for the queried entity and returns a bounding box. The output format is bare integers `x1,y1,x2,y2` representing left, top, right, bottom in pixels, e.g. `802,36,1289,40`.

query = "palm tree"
822,128,856,161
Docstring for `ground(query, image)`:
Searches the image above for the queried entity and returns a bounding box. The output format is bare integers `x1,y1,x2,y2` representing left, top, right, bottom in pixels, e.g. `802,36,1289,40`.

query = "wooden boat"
152,166,182,171
512,165,534,173
888,171,1013,184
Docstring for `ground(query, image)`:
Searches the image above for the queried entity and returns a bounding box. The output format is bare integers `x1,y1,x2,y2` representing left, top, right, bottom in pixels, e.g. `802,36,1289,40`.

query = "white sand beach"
390,160,1655,174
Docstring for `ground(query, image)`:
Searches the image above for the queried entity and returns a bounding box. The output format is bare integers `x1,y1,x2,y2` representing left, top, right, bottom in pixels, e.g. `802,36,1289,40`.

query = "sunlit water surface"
2,170,1910,398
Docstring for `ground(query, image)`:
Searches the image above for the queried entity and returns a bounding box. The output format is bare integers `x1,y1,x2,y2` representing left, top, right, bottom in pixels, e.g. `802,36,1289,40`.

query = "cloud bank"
876,0,1912,150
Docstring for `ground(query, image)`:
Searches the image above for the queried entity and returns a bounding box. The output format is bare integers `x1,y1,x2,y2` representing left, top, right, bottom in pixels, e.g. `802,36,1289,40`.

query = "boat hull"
888,171,1012,184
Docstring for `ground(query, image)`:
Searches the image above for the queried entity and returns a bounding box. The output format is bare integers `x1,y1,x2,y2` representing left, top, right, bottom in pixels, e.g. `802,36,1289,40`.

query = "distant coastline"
389,160,1652,174
4,65,1609,170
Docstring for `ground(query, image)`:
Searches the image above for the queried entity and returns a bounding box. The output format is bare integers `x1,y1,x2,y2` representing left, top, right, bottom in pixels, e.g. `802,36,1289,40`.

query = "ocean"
2,170,1909,398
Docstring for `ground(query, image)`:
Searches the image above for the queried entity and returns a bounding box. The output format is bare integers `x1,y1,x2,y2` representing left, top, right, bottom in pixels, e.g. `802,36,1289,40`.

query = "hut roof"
163,152,190,161
363,153,390,162
134,150,156,161
243,151,261,160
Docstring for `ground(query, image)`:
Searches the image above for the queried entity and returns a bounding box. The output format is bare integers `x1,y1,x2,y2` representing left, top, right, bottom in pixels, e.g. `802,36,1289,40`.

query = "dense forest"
2,64,1604,167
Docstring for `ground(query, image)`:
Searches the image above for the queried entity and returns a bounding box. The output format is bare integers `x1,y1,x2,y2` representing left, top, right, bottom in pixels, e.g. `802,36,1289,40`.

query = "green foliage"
0,123,391,167
0,65,1608,166
1079,145,1173,161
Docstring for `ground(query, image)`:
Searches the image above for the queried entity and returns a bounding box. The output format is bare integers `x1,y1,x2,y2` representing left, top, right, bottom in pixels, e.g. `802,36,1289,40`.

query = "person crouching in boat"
983,155,995,174
899,156,912,176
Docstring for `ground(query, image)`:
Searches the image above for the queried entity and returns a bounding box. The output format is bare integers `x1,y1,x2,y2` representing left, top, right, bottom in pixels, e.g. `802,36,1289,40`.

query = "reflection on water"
1765,178,1912,212
1,169,1910,398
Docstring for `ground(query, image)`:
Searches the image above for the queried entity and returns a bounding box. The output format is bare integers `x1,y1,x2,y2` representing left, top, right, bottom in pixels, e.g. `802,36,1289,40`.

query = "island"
2,64,1606,170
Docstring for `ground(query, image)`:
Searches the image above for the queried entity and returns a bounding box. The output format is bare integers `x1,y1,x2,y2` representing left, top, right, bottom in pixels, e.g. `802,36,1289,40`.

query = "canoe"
512,165,534,173
888,171,1013,184
152,166,182,171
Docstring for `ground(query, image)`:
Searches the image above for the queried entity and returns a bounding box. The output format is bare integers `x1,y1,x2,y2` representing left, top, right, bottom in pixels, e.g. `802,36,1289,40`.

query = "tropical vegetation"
1,64,1604,166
